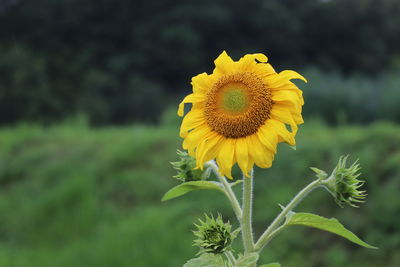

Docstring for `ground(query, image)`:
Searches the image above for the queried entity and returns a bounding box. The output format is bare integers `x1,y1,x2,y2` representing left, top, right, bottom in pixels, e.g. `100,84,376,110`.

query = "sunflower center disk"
205,72,272,138
221,87,249,114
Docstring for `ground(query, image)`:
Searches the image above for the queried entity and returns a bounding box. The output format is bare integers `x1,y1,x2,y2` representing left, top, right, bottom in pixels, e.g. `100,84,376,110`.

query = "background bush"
1,0,400,125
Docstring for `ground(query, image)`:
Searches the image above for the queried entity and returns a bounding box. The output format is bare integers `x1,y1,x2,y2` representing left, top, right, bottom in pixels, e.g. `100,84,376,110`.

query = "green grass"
0,119,399,267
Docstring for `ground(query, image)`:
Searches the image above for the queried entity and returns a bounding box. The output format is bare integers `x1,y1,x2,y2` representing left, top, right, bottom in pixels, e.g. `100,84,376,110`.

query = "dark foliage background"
1,0,400,125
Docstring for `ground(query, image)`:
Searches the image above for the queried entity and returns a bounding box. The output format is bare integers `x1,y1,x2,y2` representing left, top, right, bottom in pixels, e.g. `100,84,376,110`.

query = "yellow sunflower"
178,51,306,179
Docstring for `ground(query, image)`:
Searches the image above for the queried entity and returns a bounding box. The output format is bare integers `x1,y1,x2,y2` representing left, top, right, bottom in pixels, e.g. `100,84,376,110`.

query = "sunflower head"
178,51,306,178
171,150,210,182
322,156,367,208
193,214,233,254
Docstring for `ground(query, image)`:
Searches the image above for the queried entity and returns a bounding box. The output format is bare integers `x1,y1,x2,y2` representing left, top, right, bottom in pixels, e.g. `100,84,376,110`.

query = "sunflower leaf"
161,181,224,202
259,263,281,267
235,253,259,267
183,253,226,267
286,212,377,249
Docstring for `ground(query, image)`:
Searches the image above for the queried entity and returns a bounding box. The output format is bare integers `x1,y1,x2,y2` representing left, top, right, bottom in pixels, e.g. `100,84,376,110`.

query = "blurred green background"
0,0,399,266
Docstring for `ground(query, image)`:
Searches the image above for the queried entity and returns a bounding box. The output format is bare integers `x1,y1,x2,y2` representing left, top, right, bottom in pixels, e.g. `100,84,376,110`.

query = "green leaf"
161,181,224,201
235,253,259,267
183,253,226,267
259,263,281,267
286,212,377,249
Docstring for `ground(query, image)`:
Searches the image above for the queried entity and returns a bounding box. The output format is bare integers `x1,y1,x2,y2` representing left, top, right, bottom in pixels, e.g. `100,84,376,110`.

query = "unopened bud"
171,150,210,182
322,156,366,208
193,214,233,254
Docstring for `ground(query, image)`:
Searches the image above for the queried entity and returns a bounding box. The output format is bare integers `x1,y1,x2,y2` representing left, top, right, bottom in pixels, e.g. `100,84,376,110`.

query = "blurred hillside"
1,0,400,125
0,118,399,266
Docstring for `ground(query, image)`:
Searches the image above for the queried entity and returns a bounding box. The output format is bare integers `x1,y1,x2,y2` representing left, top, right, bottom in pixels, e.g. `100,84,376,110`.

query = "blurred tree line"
0,0,399,125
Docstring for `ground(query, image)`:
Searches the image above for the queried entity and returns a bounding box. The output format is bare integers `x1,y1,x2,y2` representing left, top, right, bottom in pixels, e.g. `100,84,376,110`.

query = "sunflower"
178,51,306,179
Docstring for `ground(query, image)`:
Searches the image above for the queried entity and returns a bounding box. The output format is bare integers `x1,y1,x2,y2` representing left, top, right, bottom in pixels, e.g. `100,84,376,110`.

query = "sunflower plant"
162,51,376,267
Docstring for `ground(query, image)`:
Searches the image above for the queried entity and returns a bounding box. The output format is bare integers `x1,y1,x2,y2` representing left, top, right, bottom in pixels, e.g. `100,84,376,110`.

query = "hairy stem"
254,179,322,251
206,161,243,221
242,170,255,253
224,251,236,265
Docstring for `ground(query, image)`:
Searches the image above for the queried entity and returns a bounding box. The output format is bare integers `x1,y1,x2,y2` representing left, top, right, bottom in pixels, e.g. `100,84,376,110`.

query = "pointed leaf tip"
235,253,259,267
183,253,226,267
161,181,224,202
259,263,281,267
286,212,377,249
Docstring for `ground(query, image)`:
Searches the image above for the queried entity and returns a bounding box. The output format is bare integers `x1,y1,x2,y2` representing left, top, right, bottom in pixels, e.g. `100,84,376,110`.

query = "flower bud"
193,214,233,254
322,156,366,208
171,150,210,182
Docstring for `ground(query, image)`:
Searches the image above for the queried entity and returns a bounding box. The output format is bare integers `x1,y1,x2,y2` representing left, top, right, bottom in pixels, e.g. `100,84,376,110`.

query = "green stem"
256,224,286,249
254,178,322,251
207,161,243,221
242,170,255,253
224,251,236,266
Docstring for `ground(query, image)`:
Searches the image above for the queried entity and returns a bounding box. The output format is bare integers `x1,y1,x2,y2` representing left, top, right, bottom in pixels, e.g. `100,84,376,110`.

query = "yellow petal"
177,93,206,116
191,72,215,94
257,124,278,154
216,139,235,179
272,88,304,106
241,53,269,63
248,135,273,168
213,51,235,75
253,63,276,79
270,104,300,137
292,111,304,125
270,105,296,126
268,70,307,88
274,102,304,125
246,156,255,177
183,125,212,155
269,82,305,106
235,138,250,177
179,109,206,138
196,133,222,168
237,53,268,72
271,90,302,109
268,119,296,145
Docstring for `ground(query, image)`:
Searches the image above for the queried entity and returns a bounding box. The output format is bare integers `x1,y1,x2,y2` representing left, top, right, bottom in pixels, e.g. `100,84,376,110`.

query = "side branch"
254,179,322,251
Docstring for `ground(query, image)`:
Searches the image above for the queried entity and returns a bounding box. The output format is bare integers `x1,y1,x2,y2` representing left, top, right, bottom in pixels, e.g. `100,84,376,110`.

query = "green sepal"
235,253,259,267
259,263,281,267
310,167,328,180
231,227,241,240
288,144,297,150
321,155,367,208
183,253,227,267
171,150,210,182
161,181,224,201
286,212,377,249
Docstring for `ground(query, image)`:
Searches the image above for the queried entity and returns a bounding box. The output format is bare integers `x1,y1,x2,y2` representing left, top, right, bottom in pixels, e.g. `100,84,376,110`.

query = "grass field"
0,118,399,267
